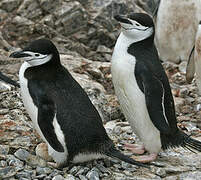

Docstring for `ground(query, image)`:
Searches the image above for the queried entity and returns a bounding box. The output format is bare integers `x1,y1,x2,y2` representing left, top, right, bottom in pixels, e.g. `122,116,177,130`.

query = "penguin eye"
35,54,40,57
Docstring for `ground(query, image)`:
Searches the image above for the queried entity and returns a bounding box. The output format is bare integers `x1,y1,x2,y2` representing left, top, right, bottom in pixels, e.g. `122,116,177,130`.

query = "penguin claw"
124,143,145,155
131,153,157,163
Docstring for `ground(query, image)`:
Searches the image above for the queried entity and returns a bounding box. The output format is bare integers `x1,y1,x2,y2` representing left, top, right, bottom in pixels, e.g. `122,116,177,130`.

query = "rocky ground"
0,0,201,179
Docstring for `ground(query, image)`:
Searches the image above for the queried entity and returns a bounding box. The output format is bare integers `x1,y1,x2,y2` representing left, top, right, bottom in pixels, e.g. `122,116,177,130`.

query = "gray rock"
0,0,22,12
155,168,167,178
86,168,100,180
7,155,24,171
179,61,187,74
97,45,112,53
78,175,88,180
39,0,61,13
12,16,34,26
14,149,30,161
52,175,65,180
179,171,201,180
10,136,32,147
36,166,52,175
75,167,90,176
40,15,55,28
0,167,16,178
15,170,33,179
164,176,178,180
95,164,110,174
54,1,88,36
0,109,9,115
17,0,43,20
68,166,81,175
0,145,9,155
164,166,190,174
64,174,76,180
0,160,7,167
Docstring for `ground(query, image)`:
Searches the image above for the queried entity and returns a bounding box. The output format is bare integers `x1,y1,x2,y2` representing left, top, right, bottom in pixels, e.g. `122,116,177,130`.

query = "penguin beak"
114,15,132,25
9,51,32,58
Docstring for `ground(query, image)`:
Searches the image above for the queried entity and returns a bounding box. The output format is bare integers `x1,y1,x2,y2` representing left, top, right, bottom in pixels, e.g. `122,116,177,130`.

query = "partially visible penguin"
111,13,201,162
154,0,201,63
9,39,147,168
186,21,201,95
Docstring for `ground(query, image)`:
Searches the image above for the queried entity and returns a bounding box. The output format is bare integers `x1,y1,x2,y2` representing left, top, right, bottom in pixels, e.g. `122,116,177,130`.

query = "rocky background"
0,0,201,179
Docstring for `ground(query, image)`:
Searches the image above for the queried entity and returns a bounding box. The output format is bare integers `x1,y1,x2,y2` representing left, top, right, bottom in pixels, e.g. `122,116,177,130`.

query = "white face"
21,51,52,67
119,18,153,41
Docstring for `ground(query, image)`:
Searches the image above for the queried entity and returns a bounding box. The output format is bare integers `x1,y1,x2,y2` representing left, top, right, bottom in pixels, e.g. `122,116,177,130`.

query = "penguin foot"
35,143,53,162
131,153,157,163
124,143,145,155
47,162,59,168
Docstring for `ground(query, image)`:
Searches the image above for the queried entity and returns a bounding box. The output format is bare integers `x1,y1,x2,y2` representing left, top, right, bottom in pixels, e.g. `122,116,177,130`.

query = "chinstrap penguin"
186,21,201,95
0,71,19,87
154,0,201,63
9,38,148,168
111,13,201,162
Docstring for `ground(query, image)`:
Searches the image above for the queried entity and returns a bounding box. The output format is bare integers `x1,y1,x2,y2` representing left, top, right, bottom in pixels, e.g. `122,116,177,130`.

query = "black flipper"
0,72,20,87
38,99,64,152
105,146,149,168
186,46,195,83
141,70,171,134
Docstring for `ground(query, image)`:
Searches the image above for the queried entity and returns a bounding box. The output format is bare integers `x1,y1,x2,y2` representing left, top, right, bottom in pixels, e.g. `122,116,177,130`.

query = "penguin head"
114,13,154,42
10,39,60,67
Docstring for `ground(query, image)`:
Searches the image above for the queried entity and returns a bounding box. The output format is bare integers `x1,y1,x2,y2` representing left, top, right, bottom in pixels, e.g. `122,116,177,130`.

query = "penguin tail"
105,146,149,168
162,130,201,152
182,132,201,152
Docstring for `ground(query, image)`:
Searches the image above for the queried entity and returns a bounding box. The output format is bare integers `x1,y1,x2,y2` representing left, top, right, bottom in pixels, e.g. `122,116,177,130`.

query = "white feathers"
111,32,162,153
161,83,169,125
155,0,201,63
19,51,52,66
72,153,104,164
48,115,68,165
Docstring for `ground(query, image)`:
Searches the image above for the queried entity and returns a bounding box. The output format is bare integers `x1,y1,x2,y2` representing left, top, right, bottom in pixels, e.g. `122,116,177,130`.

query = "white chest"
19,62,38,126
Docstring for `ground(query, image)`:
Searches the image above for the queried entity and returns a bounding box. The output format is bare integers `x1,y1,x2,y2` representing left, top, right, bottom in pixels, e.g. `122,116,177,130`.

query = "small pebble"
14,149,30,161
78,175,88,180
64,174,76,180
0,145,9,155
52,174,64,180
36,166,52,175
86,168,100,180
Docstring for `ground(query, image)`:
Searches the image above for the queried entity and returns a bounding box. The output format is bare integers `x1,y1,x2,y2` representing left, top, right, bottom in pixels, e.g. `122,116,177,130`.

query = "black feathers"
128,13,154,28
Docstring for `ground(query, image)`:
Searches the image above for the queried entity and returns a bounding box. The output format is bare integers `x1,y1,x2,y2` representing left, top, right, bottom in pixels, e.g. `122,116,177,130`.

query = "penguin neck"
114,30,154,57
24,58,61,80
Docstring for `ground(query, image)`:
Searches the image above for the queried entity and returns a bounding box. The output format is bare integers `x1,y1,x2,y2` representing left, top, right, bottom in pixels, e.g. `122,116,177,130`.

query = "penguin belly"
19,62,68,165
112,57,162,154
155,0,199,63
